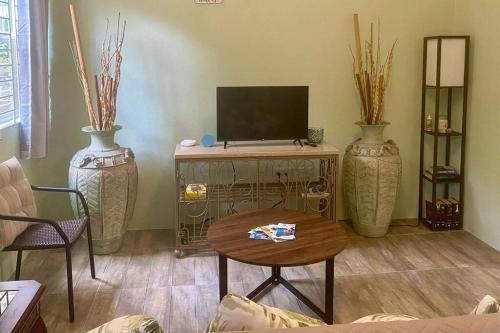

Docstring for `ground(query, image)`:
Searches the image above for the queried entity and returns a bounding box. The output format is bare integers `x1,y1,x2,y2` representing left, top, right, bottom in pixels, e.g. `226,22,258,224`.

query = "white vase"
343,122,402,237
68,125,138,254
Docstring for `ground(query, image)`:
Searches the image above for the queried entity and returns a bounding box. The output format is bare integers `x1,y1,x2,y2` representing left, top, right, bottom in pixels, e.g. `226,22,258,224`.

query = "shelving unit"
174,143,339,257
418,36,470,231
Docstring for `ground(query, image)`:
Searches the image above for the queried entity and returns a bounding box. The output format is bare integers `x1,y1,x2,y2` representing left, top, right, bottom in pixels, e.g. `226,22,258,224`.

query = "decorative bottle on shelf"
425,115,433,131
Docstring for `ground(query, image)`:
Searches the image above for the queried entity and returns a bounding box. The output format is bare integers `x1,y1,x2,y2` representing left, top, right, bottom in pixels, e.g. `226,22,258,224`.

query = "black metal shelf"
418,36,470,231
423,129,462,137
422,173,461,184
425,85,465,89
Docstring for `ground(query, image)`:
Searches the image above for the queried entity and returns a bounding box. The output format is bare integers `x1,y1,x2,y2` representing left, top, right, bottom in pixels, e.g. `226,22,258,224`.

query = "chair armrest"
31,185,90,217
0,214,71,245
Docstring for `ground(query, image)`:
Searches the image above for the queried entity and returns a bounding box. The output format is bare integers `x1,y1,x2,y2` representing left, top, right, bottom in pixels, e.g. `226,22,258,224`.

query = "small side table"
208,208,349,324
0,280,46,333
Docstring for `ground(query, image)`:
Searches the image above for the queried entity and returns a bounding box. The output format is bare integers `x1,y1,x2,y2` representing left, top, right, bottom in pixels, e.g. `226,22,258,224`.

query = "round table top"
207,209,349,267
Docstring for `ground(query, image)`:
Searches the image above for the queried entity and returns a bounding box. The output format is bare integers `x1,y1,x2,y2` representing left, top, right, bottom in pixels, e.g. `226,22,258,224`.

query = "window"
0,0,18,128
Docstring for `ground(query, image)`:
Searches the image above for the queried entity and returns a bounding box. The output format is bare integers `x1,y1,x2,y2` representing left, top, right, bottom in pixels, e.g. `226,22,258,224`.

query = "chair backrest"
0,157,37,250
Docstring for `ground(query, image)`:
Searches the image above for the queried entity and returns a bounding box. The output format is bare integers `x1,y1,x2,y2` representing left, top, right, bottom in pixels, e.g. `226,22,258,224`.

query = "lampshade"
425,36,468,87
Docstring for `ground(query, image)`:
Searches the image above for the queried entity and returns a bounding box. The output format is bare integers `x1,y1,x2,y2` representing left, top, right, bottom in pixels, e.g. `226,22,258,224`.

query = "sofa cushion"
86,315,164,333
0,157,36,251
352,313,419,323
205,294,325,332
470,295,500,315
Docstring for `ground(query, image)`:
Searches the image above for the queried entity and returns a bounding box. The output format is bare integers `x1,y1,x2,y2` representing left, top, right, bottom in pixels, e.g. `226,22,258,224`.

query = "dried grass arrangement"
351,14,396,125
69,4,126,131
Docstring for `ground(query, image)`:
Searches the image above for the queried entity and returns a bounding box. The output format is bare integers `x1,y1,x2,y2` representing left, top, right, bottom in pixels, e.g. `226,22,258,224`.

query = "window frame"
0,0,20,130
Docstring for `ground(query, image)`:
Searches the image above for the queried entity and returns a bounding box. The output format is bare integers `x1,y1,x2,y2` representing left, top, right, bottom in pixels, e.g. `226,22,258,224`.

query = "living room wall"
451,0,500,249
20,0,457,230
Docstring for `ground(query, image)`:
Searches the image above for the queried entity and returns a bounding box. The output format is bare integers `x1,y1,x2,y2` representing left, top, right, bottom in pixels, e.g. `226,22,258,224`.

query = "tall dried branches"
351,14,396,125
70,5,126,131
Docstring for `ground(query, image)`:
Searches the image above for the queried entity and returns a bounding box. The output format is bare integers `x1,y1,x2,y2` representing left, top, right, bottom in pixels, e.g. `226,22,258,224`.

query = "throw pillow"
205,294,325,332
352,313,419,323
470,295,500,315
86,315,164,333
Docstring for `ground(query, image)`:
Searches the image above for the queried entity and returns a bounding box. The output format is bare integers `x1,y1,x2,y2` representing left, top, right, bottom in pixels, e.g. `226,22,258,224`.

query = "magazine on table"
248,223,296,242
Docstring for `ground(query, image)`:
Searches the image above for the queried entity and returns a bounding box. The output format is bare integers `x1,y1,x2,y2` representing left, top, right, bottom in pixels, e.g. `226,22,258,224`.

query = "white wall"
452,0,500,250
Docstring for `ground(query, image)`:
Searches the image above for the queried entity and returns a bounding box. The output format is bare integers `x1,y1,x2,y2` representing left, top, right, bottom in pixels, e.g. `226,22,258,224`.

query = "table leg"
272,265,281,281
219,254,228,301
325,258,335,324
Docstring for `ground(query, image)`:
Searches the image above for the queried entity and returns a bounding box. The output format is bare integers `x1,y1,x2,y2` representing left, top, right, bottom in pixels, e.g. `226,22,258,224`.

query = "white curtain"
18,0,49,159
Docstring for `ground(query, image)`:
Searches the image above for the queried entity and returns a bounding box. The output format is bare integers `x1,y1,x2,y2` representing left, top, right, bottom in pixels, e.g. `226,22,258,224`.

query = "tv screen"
217,86,309,142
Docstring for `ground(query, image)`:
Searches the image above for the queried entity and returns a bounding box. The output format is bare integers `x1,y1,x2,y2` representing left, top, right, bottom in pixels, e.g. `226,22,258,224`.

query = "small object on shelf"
424,198,460,230
425,115,433,131
185,183,207,200
307,127,324,144
302,183,329,198
438,116,448,133
201,134,215,147
181,139,197,147
425,165,459,179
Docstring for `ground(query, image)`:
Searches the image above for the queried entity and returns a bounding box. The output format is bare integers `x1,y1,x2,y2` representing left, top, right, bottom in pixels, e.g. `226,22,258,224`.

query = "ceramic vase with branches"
343,14,402,237
68,5,138,254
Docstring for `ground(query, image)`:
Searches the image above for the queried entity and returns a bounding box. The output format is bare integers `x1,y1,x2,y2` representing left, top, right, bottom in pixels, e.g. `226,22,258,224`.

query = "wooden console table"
174,143,339,256
0,280,46,333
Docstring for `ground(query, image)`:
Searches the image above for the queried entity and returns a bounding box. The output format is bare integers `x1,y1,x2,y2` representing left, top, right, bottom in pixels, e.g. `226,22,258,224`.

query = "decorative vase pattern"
69,125,138,254
343,122,401,237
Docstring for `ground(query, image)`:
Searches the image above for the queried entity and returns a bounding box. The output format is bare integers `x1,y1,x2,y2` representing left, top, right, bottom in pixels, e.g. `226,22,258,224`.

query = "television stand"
224,140,228,149
174,143,340,257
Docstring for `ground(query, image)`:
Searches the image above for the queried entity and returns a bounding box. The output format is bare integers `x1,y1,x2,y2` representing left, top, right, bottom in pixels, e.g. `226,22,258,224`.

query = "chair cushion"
352,313,419,323
0,157,36,250
86,315,164,333
205,294,325,332
470,295,500,315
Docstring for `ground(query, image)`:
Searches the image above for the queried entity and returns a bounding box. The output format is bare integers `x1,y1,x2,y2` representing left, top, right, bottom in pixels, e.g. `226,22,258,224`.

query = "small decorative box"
185,184,207,200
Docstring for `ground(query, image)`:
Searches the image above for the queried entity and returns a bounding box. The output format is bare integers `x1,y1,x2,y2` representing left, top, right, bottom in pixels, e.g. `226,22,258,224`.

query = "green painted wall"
25,0,455,230
452,0,500,250
2,0,500,277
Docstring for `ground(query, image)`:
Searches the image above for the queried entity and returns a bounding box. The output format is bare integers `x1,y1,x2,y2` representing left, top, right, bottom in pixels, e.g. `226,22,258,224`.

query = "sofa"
205,294,500,333
229,315,500,333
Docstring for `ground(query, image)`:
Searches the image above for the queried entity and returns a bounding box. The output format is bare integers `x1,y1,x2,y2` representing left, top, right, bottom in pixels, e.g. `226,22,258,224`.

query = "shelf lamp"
425,36,469,87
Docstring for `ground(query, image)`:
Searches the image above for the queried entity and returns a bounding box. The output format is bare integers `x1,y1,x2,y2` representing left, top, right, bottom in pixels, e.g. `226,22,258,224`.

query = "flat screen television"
217,86,309,145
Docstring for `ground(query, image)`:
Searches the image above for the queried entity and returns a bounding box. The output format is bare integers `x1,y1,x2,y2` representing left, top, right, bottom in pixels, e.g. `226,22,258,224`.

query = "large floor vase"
69,125,138,254
343,122,402,237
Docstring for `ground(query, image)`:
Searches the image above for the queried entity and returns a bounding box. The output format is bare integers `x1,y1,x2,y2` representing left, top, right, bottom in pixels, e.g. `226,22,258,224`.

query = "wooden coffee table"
207,208,348,324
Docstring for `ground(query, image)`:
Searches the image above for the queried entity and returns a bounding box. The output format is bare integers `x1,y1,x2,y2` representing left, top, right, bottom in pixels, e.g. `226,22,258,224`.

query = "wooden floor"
15,222,500,333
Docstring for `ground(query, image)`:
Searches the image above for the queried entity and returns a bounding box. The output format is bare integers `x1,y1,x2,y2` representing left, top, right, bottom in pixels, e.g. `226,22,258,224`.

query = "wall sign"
195,0,223,4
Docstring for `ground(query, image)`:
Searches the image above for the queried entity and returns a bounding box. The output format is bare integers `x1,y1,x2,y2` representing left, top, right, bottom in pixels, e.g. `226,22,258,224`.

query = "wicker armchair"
0,157,95,322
